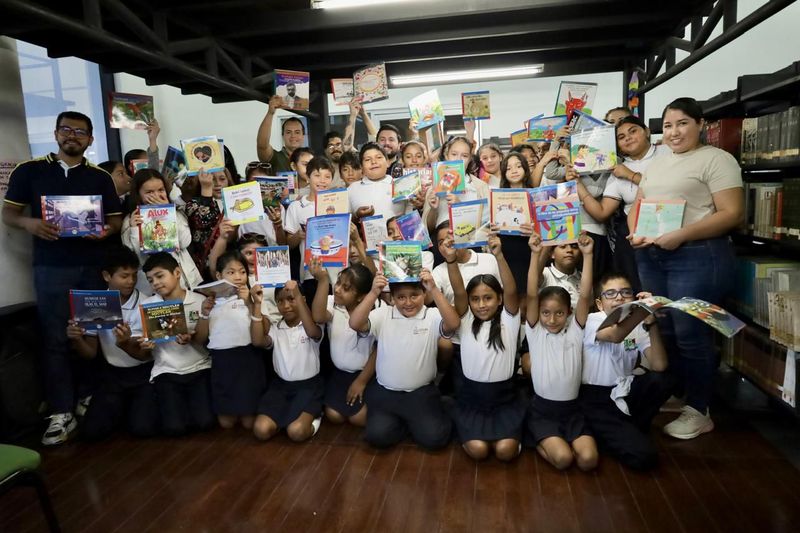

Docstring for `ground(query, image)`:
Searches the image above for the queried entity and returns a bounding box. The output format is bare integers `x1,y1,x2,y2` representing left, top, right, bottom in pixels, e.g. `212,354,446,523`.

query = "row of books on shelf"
742,177,800,238
730,255,800,328
740,106,800,166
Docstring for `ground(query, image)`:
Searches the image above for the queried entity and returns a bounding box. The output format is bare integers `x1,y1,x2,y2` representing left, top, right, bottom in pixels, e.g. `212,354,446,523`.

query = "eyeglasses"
56,126,90,139
239,232,269,245
600,288,635,299
326,142,343,149
246,161,272,171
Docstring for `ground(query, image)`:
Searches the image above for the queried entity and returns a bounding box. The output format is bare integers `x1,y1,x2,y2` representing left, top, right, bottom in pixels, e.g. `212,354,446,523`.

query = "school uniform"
237,203,286,245
284,195,316,282
524,316,590,445
257,320,324,428
144,291,214,436
207,296,266,416
454,309,526,443
540,265,581,310
347,175,407,221
579,311,675,470
82,289,159,439
364,305,453,450
248,274,282,325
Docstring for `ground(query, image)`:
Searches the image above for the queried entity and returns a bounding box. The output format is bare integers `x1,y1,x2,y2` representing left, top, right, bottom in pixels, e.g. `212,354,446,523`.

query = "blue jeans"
635,238,735,412
33,265,104,414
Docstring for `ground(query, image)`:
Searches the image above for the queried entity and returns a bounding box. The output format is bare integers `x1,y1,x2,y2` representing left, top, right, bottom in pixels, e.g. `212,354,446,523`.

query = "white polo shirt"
459,309,520,383
582,311,651,387
525,315,584,401
348,176,406,221
87,289,147,369
540,265,581,309
271,319,322,381
431,250,501,305
370,305,445,392
284,195,316,281
326,295,375,372
604,144,671,215
207,295,251,350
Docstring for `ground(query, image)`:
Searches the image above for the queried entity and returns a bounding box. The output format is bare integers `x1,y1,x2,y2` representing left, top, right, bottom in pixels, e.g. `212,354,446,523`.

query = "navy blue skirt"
525,394,591,446
210,345,266,416
257,374,324,429
453,377,526,442
324,367,364,418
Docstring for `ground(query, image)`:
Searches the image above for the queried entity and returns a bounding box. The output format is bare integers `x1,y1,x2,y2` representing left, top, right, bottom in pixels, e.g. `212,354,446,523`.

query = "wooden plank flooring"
3,410,800,533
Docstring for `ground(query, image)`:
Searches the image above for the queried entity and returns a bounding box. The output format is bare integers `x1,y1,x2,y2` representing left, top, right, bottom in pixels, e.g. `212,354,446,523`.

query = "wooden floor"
3,409,800,533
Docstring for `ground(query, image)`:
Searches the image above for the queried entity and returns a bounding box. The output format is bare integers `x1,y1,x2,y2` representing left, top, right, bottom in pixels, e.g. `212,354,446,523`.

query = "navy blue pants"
153,369,215,436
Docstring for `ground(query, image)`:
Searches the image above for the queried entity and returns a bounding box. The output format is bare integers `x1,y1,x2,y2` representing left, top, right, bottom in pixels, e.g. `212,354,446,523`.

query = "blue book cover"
41,195,104,237
140,300,188,344
304,213,351,269
395,211,433,250
569,109,609,133
69,290,123,330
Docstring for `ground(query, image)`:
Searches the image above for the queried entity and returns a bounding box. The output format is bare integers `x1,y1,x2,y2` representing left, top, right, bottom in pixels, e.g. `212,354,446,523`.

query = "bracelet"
272,220,282,226
251,315,263,322
199,314,209,320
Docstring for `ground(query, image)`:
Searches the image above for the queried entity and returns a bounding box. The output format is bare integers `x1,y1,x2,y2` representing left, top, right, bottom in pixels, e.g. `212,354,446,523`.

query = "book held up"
139,204,178,253
108,92,154,130
140,300,189,343
462,91,491,121
181,135,225,175
570,126,618,174
274,69,310,111
380,241,423,283
490,189,532,235
432,160,466,197
409,90,445,130
633,199,686,239
315,188,349,216
254,246,291,288
41,195,104,237
528,182,581,246
222,181,266,225
361,215,387,256
449,198,490,249
353,63,389,104
69,290,123,330
304,213,352,269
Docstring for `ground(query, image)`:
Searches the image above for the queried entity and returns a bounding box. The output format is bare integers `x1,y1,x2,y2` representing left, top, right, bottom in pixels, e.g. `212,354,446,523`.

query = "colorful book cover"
131,159,149,173
413,167,434,193
254,176,289,210
527,115,568,142
570,126,618,174
254,246,291,288
161,146,186,185
41,195,104,237
277,171,297,192
139,204,178,253
510,129,529,147
181,135,225,175
449,198,489,249
315,188,350,216
396,211,433,250
222,181,266,226
490,189,532,235
569,109,609,133
633,199,686,239
554,81,598,120
528,181,578,204
331,78,355,105
380,241,423,283
392,171,421,203
353,63,389,104
69,290,123,330
531,200,582,246
140,300,188,343
274,69,310,111
432,160,466,197
304,213,351,269
108,92,154,130
462,91,491,121
409,89,445,130
193,280,240,299
361,214,387,256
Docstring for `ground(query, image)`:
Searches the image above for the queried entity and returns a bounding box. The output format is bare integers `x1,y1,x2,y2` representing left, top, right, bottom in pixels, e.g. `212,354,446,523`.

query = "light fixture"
390,64,543,86
446,129,466,135
311,0,410,9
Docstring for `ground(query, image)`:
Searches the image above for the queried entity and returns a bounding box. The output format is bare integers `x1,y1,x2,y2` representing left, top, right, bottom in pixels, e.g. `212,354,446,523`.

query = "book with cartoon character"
41,195,104,237
633,199,686,239
139,204,178,253
432,160,466,197
490,189,531,235
462,91,491,121
570,126,617,174
181,135,225,175
221,181,266,225
353,63,389,104
304,213,351,269
449,198,490,249
254,176,290,210
528,183,581,246
69,290,123,330
392,171,421,203
140,300,188,343
568,109,609,133
108,92,154,129
554,81,598,121
315,188,349,216
527,115,568,143
254,246,291,288
380,241,423,283
409,89,445,130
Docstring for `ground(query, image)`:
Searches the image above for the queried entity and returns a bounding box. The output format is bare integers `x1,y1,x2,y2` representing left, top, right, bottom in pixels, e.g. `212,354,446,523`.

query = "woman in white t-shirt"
628,97,743,441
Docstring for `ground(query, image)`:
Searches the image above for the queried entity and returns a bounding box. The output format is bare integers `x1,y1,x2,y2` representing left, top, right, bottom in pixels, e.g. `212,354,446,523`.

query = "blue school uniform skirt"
453,377,526,443
324,367,364,418
210,345,266,416
525,394,591,446
257,374,324,429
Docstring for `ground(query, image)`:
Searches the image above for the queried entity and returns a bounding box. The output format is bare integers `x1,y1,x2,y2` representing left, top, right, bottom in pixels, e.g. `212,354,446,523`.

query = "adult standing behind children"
256,95,307,174
628,97,743,440
2,111,123,445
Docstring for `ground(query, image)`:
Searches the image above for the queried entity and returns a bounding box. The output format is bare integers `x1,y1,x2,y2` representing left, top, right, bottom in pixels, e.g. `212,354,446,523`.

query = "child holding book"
400,140,429,171
184,168,233,276
386,216,435,271
478,143,503,187
289,147,315,196
348,142,415,223
140,253,214,436
310,260,377,427
525,232,598,471
193,251,268,430
253,281,324,442
121,169,204,294
349,271,460,450
443,234,526,461
66,248,158,439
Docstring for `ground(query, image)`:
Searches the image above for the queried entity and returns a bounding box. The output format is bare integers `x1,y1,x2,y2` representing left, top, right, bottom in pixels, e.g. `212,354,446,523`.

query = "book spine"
789,106,800,162
774,188,784,240
719,118,743,159
68,290,76,321
770,112,782,161
140,304,149,340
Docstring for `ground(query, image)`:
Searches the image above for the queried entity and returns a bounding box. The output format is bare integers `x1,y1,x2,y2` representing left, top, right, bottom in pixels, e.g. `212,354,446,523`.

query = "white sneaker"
42,412,78,446
660,395,685,413
663,406,714,440
75,395,92,417
311,417,322,437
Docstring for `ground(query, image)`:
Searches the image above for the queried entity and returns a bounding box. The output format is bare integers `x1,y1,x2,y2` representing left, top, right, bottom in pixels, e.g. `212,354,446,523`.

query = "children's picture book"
353,63,389,104
510,129,529,147
41,195,104,237
529,182,582,246
528,115,568,142
315,188,349,216
139,204,178,253
569,109,609,133
396,211,433,249
108,92,154,129
361,214,387,256
181,135,225,175
380,241,423,282
449,198,490,249
161,146,187,185
140,300,188,343
278,170,298,205
222,181,266,226
254,176,290,210
409,89,445,130
274,69,310,111
633,199,687,239
254,246,291,288
412,167,434,193
599,296,746,339
193,280,240,299
331,78,355,105
131,159,149,173
570,126,618,174
554,81,598,120
392,171,421,203
490,189,532,235
462,91,491,121
432,160,466,197
304,213,351,269
528,181,578,204
69,290,123,330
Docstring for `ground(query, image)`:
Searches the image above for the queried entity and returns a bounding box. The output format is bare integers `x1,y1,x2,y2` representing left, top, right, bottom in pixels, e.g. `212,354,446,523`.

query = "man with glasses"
323,131,344,185
2,111,123,445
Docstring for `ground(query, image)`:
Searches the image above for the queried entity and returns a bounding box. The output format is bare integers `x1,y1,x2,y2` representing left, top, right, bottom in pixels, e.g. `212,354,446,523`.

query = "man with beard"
323,131,345,185
257,95,307,174
377,123,403,178
3,111,123,445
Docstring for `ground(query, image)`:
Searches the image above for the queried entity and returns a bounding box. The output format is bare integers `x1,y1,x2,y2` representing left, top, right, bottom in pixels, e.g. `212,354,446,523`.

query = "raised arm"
309,258,333,324
343,98,360,152
441,234,467,316
526,233,544,327
422,268,460,335
349,274,386,333
574,232,594,327
207,219,235,278
488,234,518,315
567,166,620,222
287,280,322,340
349,222,375,273
248,285,268,347
256,95,283,162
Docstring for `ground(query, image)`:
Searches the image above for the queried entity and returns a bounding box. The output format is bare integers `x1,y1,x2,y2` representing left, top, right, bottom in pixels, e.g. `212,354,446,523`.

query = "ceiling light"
390,65,543,86
311,0,410,9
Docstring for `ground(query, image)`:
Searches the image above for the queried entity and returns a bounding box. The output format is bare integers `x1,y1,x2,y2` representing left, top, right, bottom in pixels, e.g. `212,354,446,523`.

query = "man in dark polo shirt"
2,111,123,445
256,94,307,174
